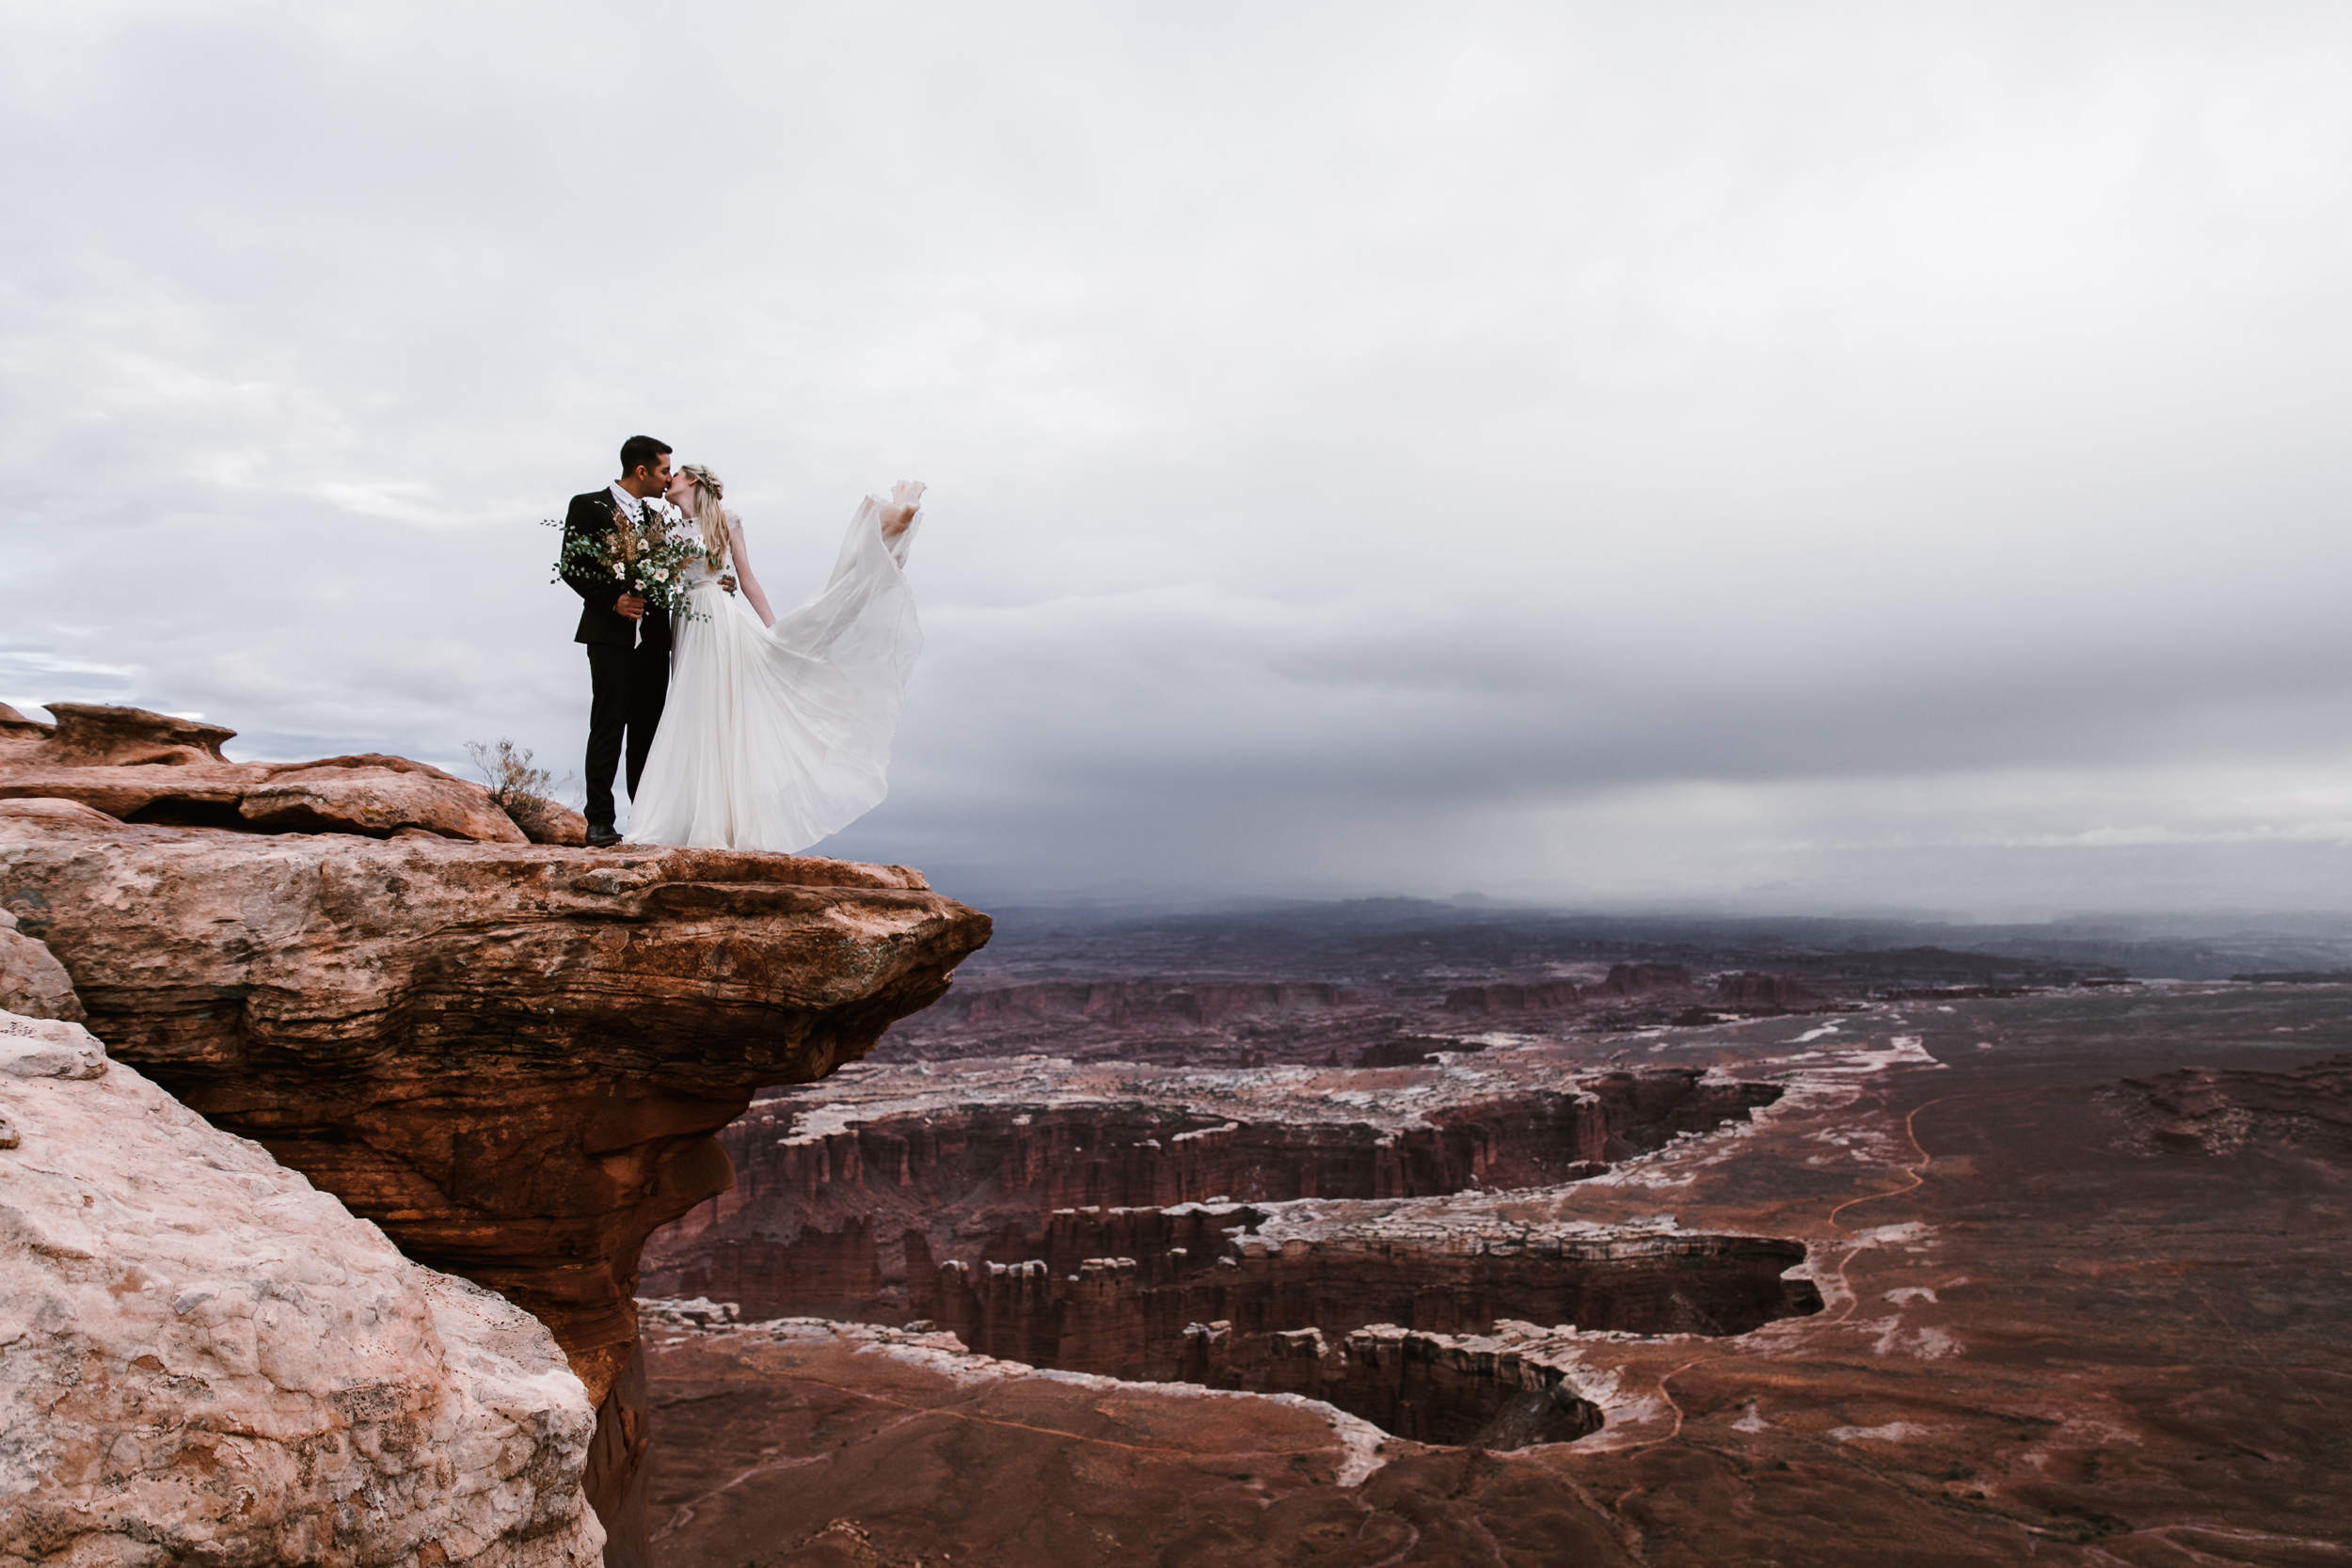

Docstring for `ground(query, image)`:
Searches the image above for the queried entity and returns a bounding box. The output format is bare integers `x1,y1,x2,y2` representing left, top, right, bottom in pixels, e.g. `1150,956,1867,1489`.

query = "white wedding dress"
624,490,923,852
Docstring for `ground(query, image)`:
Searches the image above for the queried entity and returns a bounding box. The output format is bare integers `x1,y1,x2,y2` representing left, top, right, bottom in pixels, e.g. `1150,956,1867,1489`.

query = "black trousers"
583,641,669,828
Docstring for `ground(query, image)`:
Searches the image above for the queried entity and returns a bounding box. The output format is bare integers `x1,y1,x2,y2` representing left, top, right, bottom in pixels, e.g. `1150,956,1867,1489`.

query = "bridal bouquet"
550,500,706,623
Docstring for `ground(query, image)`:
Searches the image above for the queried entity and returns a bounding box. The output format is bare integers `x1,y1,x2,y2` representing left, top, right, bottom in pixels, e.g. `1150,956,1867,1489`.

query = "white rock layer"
0,1009,603,1567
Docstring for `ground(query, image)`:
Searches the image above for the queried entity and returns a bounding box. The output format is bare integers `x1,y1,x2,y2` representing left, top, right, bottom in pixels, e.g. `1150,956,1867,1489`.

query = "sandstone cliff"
0,911,80,1022
0,1008,602,1566
0,705,992,1562
0,703,560,844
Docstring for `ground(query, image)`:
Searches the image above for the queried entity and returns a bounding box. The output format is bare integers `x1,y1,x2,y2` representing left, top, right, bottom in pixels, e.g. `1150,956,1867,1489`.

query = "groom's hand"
615,594,646,620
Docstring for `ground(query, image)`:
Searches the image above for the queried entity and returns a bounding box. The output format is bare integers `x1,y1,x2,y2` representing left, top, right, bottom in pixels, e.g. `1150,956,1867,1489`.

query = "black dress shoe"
585,826,622,847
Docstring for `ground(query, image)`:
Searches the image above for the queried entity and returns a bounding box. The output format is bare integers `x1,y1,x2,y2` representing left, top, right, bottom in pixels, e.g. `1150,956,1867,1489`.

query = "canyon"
638,945,2352,1564
638,1058,1819,1440
9,701,2352,1565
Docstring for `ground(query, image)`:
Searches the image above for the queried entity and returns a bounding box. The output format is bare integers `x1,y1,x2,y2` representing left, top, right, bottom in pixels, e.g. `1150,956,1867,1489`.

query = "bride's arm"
727,520,777,627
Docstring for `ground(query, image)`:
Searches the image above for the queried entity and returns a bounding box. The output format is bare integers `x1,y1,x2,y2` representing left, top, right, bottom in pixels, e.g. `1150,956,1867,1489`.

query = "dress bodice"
677,511,739,589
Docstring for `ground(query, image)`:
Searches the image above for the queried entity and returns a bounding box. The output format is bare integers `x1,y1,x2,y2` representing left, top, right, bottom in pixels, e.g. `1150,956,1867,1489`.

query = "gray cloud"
7,1,2352,915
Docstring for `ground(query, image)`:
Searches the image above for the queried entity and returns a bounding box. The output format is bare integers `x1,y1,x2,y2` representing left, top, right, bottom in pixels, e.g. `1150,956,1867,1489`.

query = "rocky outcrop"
2108,1053,2352,1160
0,911,80,1022
0,707,992,1560
0,703,537,843
499,793,589,848
0,1008,602,1565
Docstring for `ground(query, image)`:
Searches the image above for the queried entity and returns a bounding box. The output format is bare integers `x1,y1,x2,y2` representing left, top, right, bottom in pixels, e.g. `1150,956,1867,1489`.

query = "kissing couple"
558,435,927,850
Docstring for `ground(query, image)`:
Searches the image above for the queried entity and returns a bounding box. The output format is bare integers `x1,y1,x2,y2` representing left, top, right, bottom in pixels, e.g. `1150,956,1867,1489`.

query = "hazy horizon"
9,3,2352,919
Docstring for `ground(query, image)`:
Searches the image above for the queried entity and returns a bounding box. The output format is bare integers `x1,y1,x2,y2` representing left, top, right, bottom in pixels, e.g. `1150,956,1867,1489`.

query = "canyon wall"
636,1058,1816,1448
918,1226,1816,1388
644,1069,1782,1324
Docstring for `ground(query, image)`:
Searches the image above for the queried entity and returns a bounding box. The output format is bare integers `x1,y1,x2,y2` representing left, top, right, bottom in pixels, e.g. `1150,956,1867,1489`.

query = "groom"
562,435,675,847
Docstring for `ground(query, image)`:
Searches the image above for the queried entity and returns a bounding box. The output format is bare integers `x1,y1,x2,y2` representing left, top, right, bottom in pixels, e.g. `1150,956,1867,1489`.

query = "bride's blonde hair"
676,464,731,562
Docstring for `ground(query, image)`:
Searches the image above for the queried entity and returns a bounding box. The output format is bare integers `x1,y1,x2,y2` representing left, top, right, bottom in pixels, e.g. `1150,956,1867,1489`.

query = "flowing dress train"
624,493,922,852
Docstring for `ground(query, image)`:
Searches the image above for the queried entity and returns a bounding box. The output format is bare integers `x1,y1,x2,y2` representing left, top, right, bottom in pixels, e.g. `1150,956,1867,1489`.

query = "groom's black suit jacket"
561,488,673,651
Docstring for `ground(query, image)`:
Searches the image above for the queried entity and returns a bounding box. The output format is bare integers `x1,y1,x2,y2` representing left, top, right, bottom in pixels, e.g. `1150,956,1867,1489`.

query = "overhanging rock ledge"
0,706,992,1560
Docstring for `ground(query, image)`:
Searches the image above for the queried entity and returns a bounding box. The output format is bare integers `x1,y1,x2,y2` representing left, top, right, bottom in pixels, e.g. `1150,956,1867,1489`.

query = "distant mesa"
1594,960,1693,995
1713,971,1822,1009
1879,984,2035,1000
2231,971,2352,985
1444,980,1582,1013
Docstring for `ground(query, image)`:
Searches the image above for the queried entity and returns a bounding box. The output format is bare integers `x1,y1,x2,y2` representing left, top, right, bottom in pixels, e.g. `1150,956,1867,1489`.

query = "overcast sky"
7,2,2352,917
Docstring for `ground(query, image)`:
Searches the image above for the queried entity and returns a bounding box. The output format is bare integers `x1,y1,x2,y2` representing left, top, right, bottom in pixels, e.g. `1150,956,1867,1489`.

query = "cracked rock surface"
0,1008,603,1567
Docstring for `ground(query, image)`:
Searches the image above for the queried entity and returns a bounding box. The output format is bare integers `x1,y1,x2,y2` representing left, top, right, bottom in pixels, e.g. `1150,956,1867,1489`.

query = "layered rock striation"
0,1009,602,1566
916,1216,1815,1418
2107,1052,2352,1159
637,1054,1817,1448
644,1058,1783,1327
0,702,572,845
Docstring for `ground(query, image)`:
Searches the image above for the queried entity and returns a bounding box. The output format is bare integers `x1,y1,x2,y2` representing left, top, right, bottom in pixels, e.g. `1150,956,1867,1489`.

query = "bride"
624,467,927,852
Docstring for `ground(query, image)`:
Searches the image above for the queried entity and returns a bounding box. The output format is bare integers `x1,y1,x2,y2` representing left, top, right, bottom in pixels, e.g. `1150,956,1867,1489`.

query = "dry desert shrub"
465,738,584,846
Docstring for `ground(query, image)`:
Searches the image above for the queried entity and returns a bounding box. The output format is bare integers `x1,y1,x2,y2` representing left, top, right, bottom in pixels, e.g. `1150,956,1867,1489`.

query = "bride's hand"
881,480,925,541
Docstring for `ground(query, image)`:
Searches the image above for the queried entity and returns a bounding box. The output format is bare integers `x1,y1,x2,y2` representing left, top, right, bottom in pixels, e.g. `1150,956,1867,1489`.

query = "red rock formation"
0,708,990,1562
1714,971,1824,1008
644,987,2352,1563
2112,1053,2352,1159
643,1066,1782,1334
0,1007,604,1564
1593,961,1692,995
0,702,564,843
1444,980,1581,1012
914,1226,1819,1387
0,909,82,1021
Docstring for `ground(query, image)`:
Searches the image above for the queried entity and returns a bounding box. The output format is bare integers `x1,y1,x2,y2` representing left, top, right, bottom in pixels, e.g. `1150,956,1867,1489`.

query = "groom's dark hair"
619,435,672,477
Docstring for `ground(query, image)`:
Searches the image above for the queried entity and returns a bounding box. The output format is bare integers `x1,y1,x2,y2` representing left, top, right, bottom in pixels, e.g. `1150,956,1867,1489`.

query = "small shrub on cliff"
465,738,578,842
